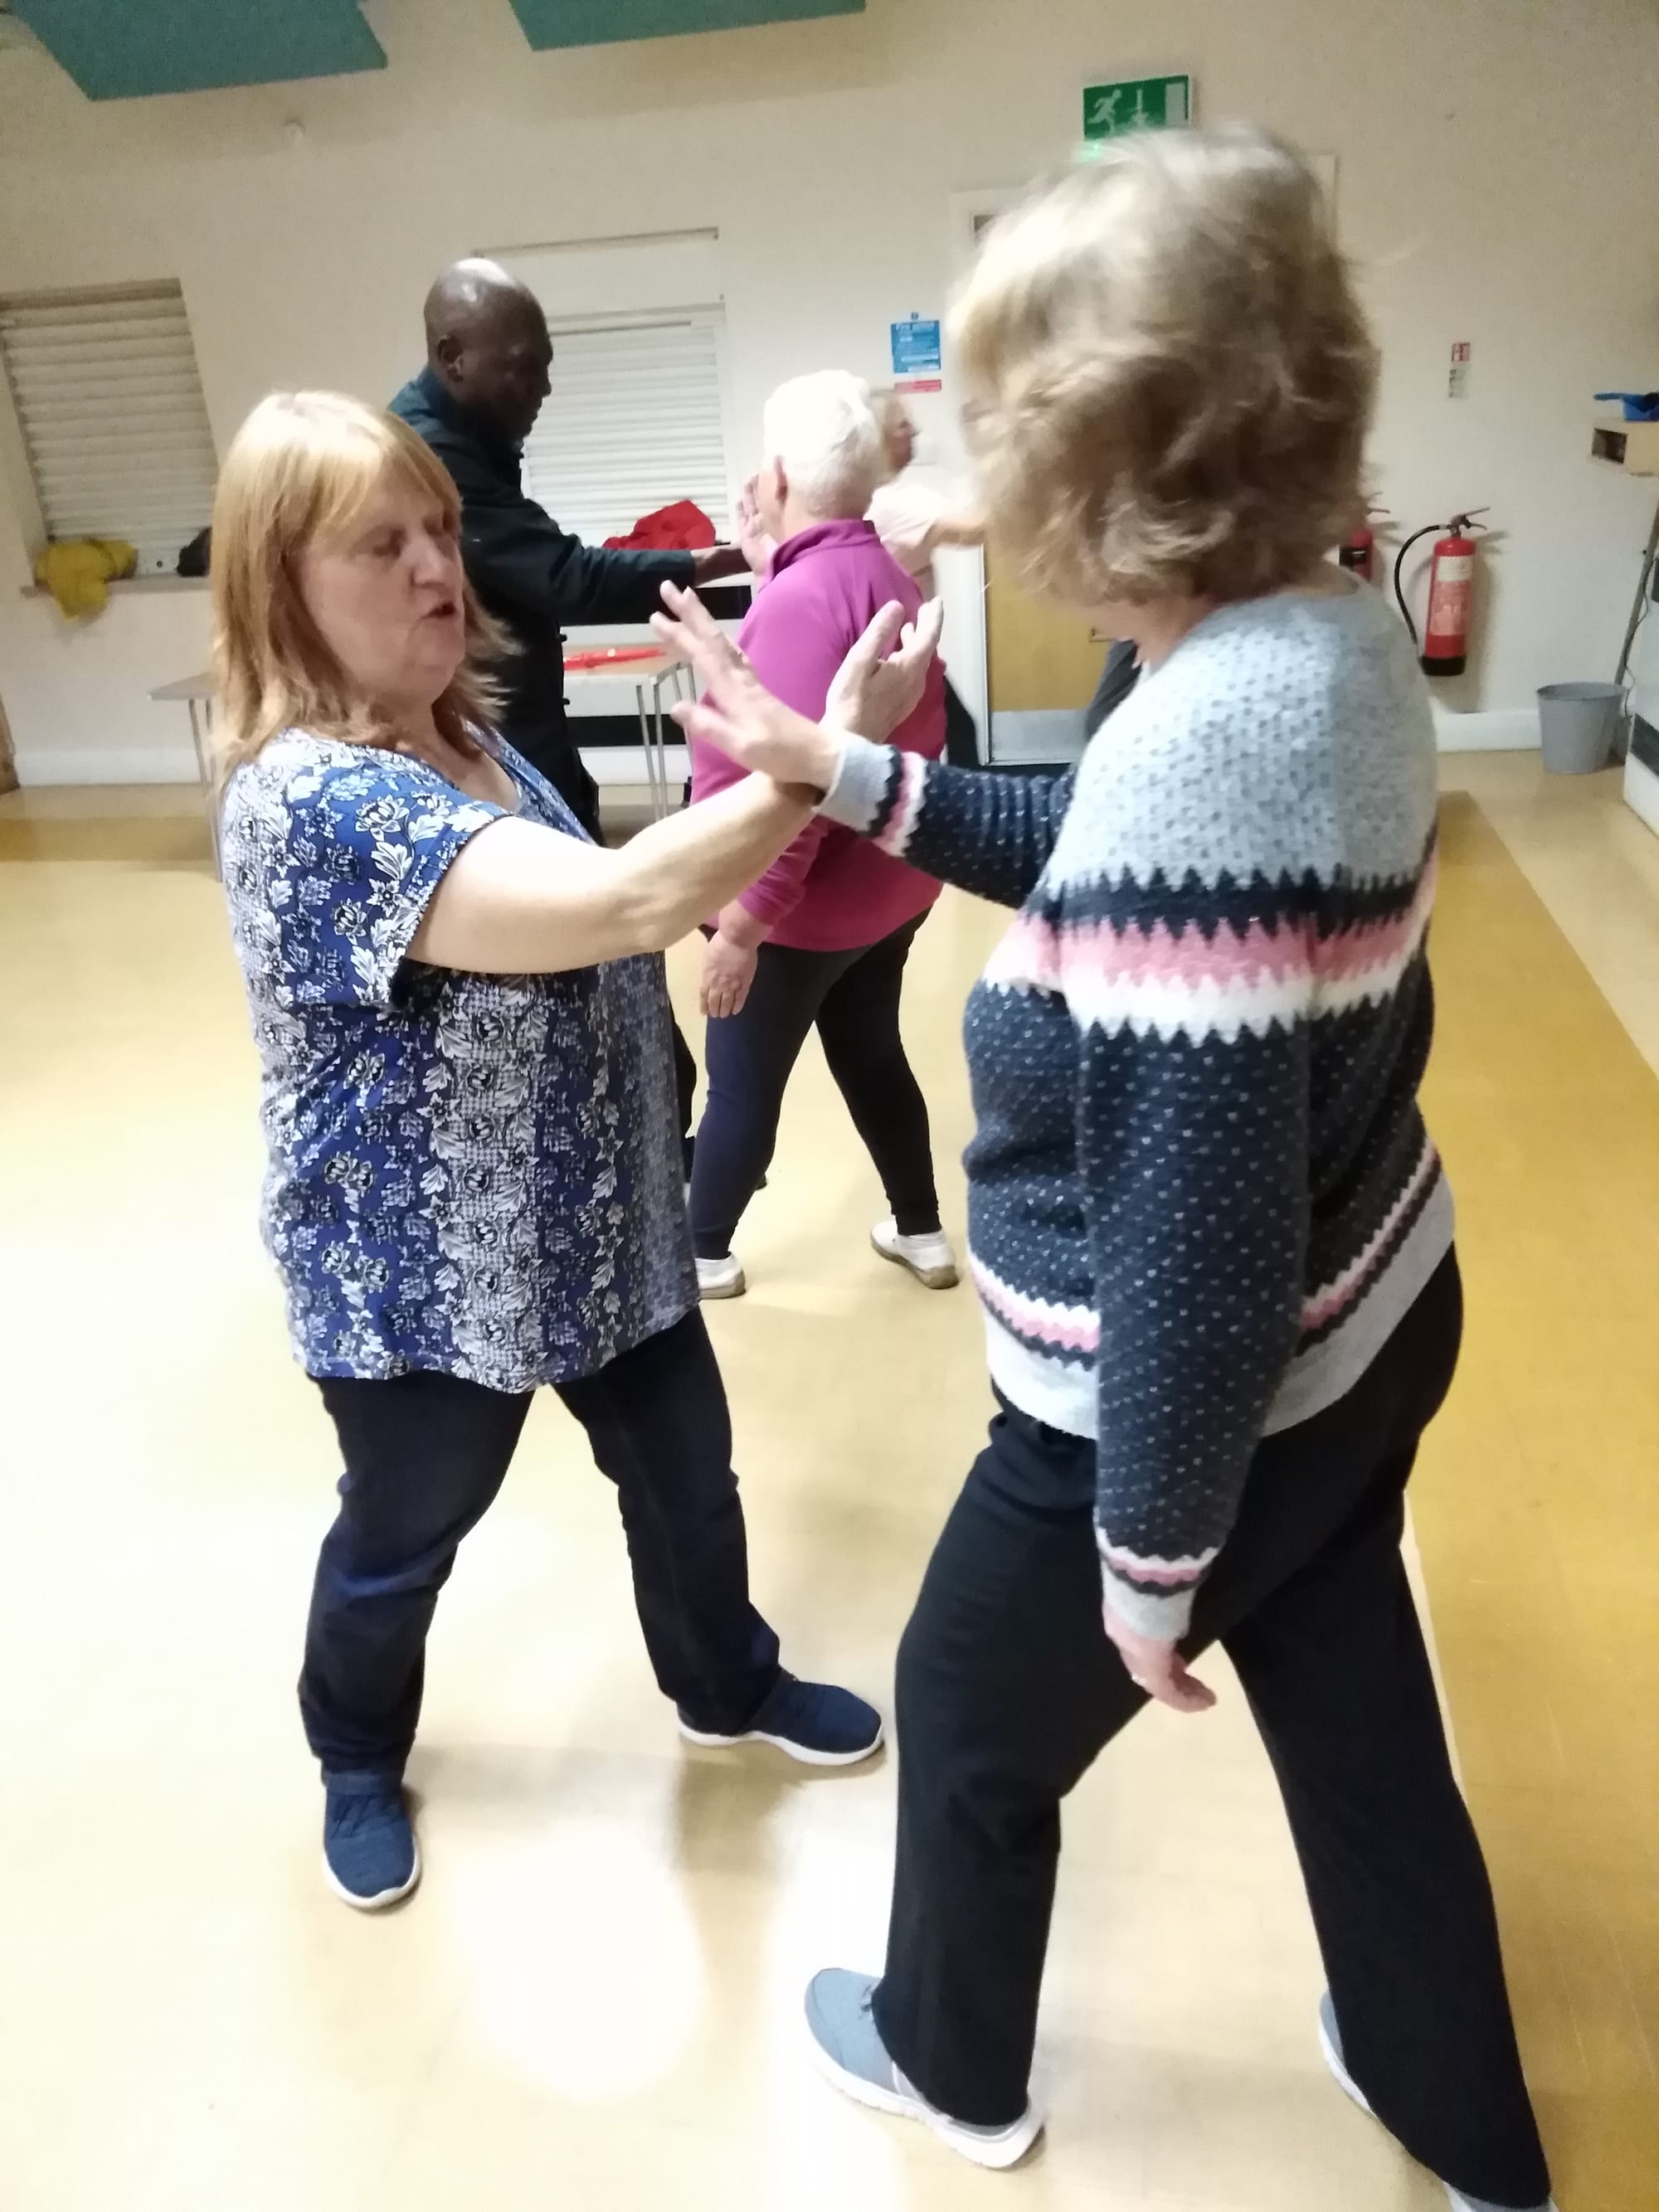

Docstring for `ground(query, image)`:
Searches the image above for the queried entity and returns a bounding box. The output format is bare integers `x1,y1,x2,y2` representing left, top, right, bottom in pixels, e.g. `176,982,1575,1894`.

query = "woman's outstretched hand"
826,593,942,740
652,584,942,790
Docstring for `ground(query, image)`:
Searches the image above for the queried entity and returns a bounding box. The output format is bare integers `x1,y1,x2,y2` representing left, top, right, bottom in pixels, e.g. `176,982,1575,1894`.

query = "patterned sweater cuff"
1097,1548,1200,1643
815,732,893,834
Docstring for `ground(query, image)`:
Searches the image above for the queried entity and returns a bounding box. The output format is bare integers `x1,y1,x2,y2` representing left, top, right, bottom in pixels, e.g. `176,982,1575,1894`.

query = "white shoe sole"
696,1266,747,1300
322,1838,422,1912
677,1715,884,1767
1318,2008,1374,2116
870,1231,960,1291
1318,2011,1553,2212
805,2015,1044,2171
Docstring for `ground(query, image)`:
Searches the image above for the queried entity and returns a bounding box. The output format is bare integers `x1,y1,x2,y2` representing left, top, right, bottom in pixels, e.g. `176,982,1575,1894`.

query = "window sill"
21,575,208,600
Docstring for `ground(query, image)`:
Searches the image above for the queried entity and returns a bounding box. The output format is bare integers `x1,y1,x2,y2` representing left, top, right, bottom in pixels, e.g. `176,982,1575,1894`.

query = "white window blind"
520,308,732,548
0,281,217,574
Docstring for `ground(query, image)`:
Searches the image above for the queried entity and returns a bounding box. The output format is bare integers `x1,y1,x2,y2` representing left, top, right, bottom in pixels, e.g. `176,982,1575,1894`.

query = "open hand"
1103,1604,1217,1716
701,927,759,1018
735,476,776,577
826,593,942,740
654,584,840,787
653,586,942,790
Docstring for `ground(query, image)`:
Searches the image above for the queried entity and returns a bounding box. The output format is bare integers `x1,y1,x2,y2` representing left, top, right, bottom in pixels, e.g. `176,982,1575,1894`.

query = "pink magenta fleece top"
688,518,946,952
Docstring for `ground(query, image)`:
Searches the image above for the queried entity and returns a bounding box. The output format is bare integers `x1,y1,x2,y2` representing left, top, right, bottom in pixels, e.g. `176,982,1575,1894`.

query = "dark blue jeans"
299,1310,781,1777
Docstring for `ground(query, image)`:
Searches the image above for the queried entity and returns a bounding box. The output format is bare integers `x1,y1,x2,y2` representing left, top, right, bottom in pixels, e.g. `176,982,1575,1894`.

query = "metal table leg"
662,663,695,810
187,697,222,875
635,680,667,820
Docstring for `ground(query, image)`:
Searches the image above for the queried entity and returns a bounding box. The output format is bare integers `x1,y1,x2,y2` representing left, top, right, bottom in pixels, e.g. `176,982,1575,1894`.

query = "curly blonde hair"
211,391,505,781
953,129,1377,608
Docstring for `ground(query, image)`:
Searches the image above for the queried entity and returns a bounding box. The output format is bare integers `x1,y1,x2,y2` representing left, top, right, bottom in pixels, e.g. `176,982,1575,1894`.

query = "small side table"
563,645,696,819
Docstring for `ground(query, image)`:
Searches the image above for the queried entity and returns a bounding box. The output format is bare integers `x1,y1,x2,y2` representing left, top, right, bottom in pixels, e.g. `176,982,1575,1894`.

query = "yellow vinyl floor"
0,756,1652,2212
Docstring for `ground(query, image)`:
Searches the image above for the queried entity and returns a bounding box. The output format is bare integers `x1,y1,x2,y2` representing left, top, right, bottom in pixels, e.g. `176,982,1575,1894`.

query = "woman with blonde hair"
212,391,934,1907
657,131,1553,2210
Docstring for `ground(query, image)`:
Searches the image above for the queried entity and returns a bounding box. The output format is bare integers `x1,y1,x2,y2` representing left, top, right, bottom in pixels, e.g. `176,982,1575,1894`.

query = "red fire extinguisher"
1394,510,1489,678
1338,504,1389,585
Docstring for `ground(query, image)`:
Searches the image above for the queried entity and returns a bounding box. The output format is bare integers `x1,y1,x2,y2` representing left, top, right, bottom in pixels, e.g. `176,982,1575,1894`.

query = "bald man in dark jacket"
392,260,750,1163
390,257,747,839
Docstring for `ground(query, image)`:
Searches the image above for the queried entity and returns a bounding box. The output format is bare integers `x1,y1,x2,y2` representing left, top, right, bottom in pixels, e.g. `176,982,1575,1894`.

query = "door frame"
942,187,1028,761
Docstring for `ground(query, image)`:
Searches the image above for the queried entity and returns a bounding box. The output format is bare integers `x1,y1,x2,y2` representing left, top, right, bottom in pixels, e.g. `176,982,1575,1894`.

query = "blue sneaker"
1319,1995,1557,2212
322,1772,421,1910
805,1969,1044,2170
678,1671,883,1766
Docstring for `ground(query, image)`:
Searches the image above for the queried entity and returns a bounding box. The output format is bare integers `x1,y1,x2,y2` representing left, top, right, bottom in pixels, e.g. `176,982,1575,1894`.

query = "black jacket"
388,367,694,835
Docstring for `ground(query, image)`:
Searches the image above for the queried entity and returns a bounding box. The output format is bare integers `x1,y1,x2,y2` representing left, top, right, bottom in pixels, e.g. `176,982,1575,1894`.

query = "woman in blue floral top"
212,392,933,1908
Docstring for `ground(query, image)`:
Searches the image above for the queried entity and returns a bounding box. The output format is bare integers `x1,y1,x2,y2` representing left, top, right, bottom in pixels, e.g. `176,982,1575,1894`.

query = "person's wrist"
798,726,844,790
764,772,825,813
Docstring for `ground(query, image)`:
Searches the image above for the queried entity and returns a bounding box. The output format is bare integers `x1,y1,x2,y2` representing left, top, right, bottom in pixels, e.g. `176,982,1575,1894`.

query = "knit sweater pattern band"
819,583,1452,1637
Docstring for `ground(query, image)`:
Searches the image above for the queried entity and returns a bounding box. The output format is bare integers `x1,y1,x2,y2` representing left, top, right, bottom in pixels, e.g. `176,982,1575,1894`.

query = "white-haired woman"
212,392,935,1908
866,391,985,770
689,370,956,1300
659,133,1553,2212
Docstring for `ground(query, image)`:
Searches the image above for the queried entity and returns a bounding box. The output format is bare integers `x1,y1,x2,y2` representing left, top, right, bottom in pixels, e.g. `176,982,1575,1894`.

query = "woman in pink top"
689,372,956,1300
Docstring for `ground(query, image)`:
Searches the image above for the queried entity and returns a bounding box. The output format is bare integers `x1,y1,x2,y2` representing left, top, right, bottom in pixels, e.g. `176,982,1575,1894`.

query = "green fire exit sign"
1082,74,1192,141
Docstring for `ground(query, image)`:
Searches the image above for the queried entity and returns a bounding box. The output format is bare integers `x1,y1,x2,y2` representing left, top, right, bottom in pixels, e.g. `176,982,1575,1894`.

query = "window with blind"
0,280,217,575
520,307,732,547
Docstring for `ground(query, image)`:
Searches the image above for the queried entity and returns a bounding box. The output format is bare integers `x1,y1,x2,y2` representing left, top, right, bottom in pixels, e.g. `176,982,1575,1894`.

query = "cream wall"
0,0,1656,780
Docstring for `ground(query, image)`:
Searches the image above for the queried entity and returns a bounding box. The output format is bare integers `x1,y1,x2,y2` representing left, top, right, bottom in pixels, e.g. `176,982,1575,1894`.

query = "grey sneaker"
1318,1995,1559,2212
805,1968,1043,2171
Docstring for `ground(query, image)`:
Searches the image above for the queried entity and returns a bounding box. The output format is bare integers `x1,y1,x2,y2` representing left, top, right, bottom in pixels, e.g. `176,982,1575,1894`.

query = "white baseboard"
579,743,690,787
1432,707,1540,752
1623,751,1659,836
15,744,197,785
15,742,692,791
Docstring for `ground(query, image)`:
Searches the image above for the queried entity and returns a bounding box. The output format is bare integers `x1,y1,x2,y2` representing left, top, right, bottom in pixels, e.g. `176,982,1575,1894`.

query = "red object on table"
602,499,717,552
562,644,666,673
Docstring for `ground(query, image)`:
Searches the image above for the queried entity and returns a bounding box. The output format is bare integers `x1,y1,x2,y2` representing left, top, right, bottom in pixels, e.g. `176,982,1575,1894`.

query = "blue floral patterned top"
219,732,695,1389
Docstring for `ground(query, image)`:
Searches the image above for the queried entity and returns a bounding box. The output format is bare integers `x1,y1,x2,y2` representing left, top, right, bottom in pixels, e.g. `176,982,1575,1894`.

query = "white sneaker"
871,1218,960,1290
696,1252,747,1300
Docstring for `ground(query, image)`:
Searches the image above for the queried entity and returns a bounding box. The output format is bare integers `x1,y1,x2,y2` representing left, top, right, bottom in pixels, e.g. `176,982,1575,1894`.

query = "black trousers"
688,913,941,1259
873,1255,1550,2210
299,1311,781,1777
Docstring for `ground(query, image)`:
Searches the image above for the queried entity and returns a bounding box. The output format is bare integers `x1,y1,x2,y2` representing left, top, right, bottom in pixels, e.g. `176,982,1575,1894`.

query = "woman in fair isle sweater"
657,131,1554,2212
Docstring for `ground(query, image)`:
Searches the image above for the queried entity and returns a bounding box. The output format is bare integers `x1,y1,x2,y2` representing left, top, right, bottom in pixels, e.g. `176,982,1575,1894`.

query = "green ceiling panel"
12,0,386,100
507,0,864,51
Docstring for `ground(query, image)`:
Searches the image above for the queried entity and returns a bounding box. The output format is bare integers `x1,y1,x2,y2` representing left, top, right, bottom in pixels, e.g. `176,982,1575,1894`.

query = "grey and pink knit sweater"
819,581,1452,1638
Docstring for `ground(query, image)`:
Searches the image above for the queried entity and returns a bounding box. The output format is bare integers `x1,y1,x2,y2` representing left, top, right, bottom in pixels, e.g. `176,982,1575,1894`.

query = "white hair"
761,371,885,519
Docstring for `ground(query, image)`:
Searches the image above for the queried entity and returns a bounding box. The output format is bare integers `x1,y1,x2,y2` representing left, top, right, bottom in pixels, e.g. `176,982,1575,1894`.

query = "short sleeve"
867,479,947,581
258,752,503,1009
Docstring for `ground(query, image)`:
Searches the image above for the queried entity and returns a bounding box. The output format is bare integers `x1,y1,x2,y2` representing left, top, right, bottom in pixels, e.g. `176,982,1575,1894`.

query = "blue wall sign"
890,318,943,378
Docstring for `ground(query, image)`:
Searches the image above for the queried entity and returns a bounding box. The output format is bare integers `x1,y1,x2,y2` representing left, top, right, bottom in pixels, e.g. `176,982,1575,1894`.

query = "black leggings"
872,1254,1550,2211
688,913,940,1260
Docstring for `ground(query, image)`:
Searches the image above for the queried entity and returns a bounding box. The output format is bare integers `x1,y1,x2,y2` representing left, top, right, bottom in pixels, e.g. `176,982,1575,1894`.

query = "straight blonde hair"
953,129,1378,608
211,391,505,781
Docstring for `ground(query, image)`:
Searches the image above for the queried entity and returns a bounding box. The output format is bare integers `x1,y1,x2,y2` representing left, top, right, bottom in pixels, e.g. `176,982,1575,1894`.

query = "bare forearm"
932,508,985,550
411,778,812,975
617,780,809,949
715,899,771,950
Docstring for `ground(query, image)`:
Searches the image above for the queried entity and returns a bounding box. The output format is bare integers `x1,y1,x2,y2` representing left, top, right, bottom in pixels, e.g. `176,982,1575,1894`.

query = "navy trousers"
299,1310,781,1775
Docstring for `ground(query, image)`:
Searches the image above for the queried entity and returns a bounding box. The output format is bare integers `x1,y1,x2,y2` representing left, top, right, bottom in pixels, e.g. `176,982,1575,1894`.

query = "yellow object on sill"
32,538,139,619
